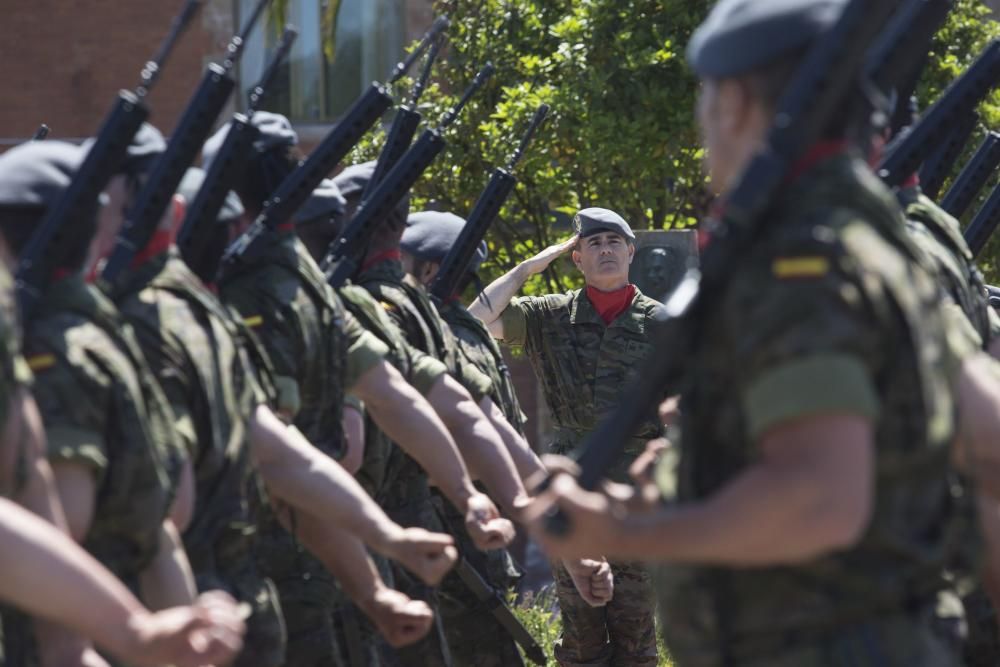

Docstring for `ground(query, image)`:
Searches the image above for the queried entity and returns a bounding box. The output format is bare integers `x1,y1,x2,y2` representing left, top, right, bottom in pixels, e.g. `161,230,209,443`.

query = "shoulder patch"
772,256,830,279
243,315,264,328
26,353,56,372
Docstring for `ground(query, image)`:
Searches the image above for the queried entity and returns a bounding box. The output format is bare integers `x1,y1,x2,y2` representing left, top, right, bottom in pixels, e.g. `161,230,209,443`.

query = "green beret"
0,140,86,209
687,0,847,79
202,111,298,171
573,207,635,240
294,179,346,226
175,167,244,223
402,211,488,271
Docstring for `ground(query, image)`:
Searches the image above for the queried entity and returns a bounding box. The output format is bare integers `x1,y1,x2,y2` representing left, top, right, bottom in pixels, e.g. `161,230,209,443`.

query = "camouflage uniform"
7,275,181,666
437,299,528,667
0,265,33,497
218,233,390,667
653,152,966,666
501,287,662,666
899,186,1000,665
355,258,493,667
113,250,286,666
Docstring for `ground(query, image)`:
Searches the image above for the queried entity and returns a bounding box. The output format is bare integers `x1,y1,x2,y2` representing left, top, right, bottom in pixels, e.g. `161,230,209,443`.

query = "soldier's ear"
627,242,635,264
571,247,582,270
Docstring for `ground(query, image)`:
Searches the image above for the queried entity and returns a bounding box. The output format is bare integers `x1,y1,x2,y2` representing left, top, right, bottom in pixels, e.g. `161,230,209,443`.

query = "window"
236,0,405,123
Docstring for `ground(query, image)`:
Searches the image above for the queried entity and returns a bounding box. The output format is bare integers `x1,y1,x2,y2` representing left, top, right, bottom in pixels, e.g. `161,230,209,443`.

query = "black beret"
686,0,847,79
202,111,299,171
175,167,245,223
0,140,86,209
573,207,635,240
294,179,347,226
402,211,488,272
331,161,377,199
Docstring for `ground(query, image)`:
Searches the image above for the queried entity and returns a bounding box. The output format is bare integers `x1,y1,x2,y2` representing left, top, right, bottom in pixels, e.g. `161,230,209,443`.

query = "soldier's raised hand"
365,587,435,648
387,527,458,586
521,235,579,276
465,491,516,550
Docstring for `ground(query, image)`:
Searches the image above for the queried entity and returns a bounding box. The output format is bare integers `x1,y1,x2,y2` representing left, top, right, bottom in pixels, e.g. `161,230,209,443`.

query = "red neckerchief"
901,172,920,189
786,139,851,184
129,229,173,270
361,249,402,273
585,284,636,325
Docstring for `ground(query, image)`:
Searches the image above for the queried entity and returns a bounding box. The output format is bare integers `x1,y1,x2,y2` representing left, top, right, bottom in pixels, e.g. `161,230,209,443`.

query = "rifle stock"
919,110,978,199
941,131,1000,219
16,0,203,318
965,181,1000,258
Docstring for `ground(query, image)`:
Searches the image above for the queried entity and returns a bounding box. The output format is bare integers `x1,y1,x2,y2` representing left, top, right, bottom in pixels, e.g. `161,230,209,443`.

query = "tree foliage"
344,0,1000,293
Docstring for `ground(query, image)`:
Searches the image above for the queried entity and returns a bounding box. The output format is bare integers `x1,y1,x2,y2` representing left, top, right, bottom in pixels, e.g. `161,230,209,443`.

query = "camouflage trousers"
331,552,395,667
193,570,286,667
552,559,658,667
963,589,1000,667
434,494,526,667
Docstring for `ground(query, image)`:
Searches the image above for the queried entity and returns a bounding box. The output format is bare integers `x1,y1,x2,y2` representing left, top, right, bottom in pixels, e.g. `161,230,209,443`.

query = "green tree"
343,0,999,293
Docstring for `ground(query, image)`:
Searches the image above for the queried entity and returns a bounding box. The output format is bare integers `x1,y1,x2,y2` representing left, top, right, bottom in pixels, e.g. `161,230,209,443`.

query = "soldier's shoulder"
516,290,578,312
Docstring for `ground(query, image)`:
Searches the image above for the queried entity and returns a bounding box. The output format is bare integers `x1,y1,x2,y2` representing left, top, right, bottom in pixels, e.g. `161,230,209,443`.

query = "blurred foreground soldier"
208,114,511,666
0,140,196,667
470,207,661,667
0,496,245,667
526,1,971,665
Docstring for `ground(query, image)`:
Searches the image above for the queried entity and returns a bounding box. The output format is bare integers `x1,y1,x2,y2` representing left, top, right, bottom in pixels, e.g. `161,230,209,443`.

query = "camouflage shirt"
439,300,526,435
500,285,662,479
900,185,1000,346
24,275,178,581
655,153,963,665
356,258,491,402
0,265,32,497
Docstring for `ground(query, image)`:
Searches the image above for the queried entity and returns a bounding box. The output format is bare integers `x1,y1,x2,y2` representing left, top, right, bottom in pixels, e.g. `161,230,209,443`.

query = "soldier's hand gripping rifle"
940,132,1000,219
96,0,272,293
322,64,496,287
429,103,550,302
877,39,1000,188
221,16,450,268
542,0,901,535
15,0,203,318
176,26,297,273
360,20,448,199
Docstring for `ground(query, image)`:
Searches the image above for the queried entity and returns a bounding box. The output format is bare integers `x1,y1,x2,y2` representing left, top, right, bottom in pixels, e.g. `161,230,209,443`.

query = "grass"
511,585,675,666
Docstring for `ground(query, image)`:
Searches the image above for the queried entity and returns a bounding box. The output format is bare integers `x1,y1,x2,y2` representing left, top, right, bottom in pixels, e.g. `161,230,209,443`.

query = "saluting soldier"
527,1,974,665
470,207,661,667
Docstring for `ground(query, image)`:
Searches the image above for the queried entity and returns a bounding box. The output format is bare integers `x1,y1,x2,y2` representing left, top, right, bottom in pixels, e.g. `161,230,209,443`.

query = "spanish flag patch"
772,256,830,279
243,315,264,328
26,353,56,372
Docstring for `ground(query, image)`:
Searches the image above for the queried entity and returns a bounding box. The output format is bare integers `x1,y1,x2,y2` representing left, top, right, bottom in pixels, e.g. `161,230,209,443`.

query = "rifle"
452,556,546,665
861,0,952,135
941,131,1000,219
220,18,450,268
97,0,272,293
877,39,1000,188
964,181,1000,258
176,26,297,274
918,110,978,199
429,103,549,302
16,0,203,318
323,64,495,287
544,0,901,535
31,124,50,141
361,18,449,200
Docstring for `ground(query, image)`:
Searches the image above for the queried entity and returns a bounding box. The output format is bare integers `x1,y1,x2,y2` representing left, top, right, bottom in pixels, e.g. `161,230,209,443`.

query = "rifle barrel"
138,0,203,95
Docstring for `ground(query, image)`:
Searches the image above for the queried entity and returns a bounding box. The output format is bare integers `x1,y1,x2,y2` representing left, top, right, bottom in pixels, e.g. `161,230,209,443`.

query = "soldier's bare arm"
0,496,245,667
340,401,366,475
529,414,874,563
249,403,459,561
353,359,516,550
469,235,578,338
951,353,1000,499
291,512,443,647
137,519,198,610
481,395,546,482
